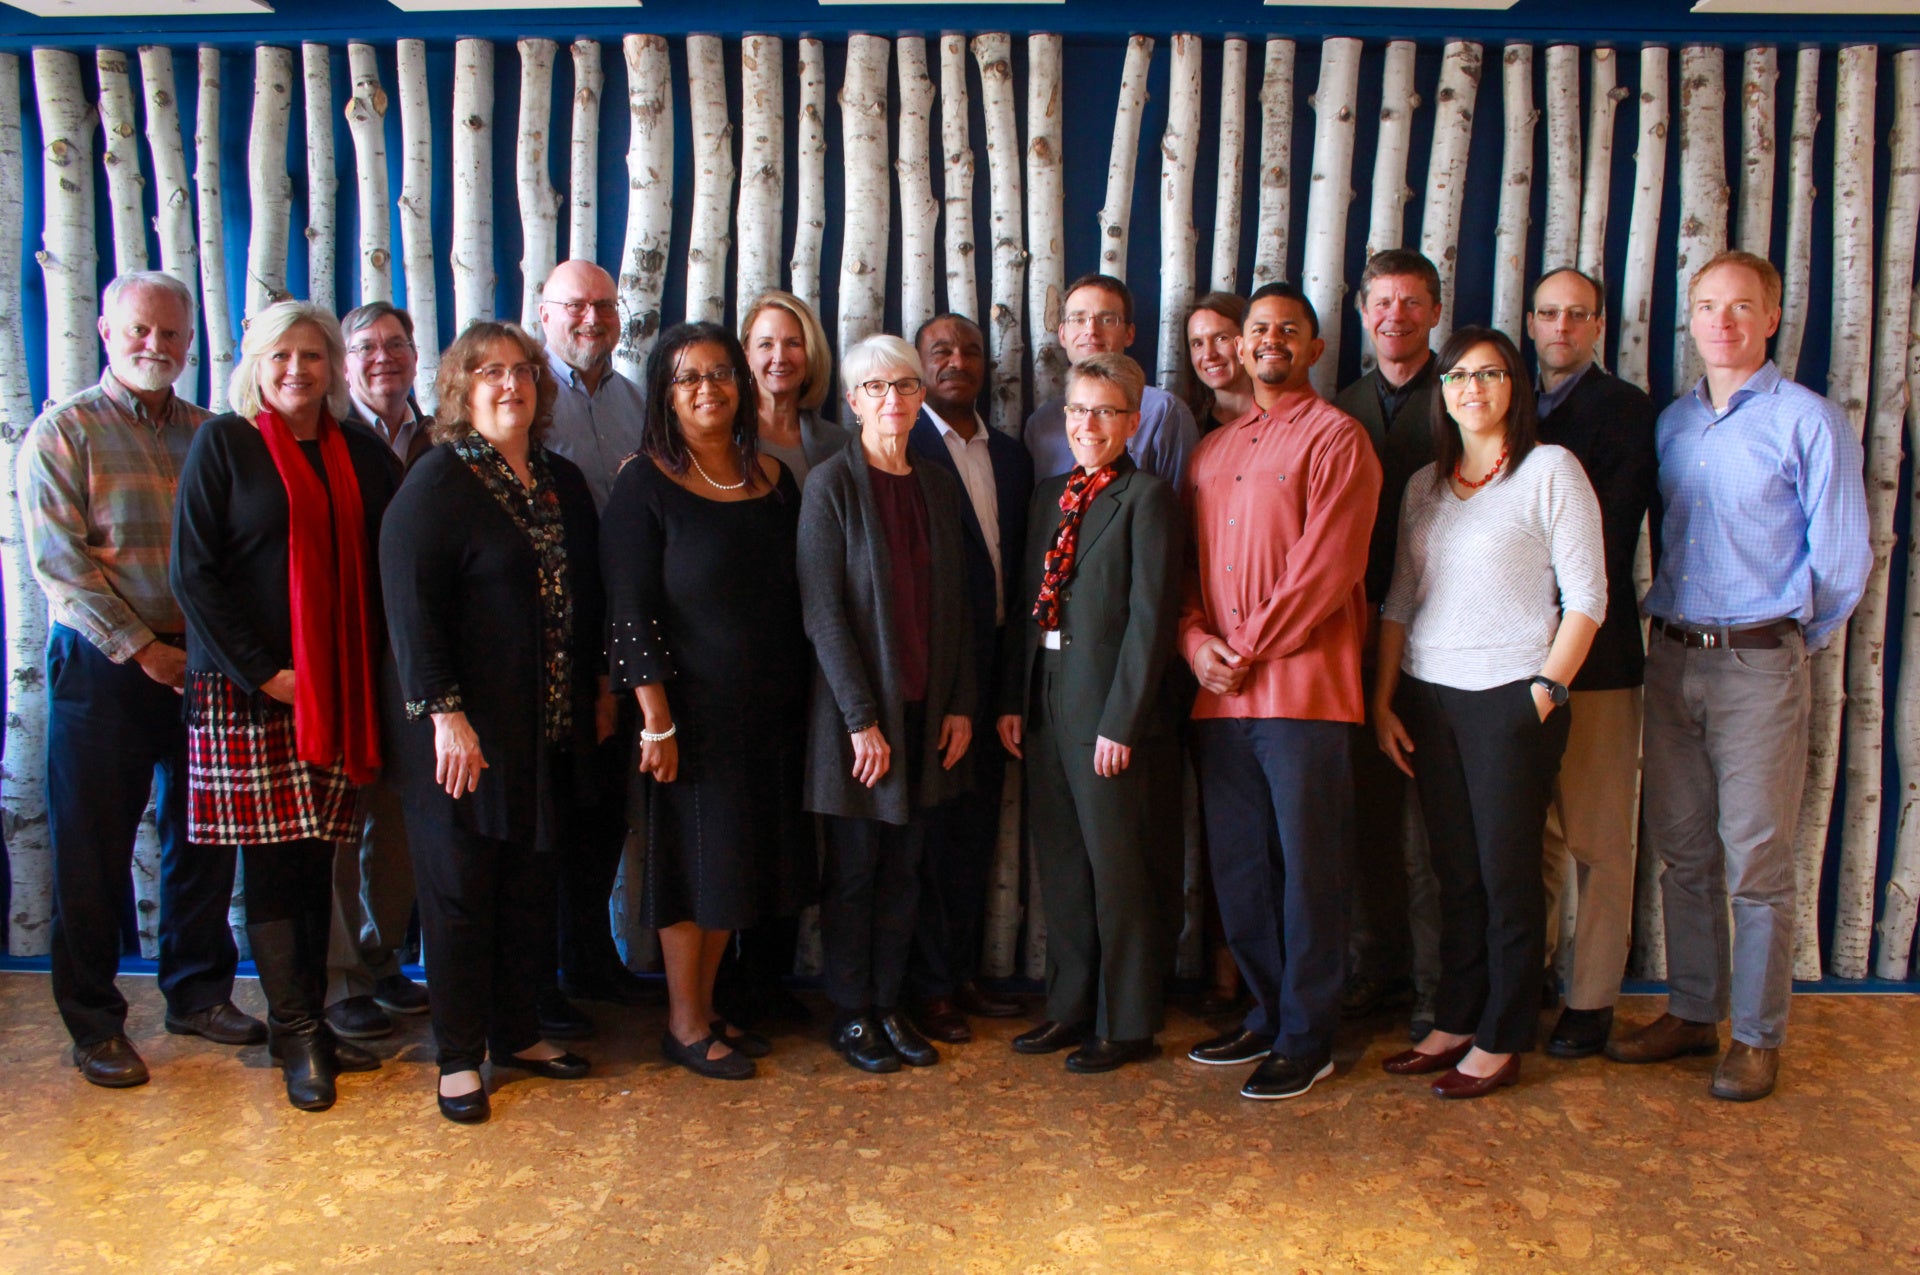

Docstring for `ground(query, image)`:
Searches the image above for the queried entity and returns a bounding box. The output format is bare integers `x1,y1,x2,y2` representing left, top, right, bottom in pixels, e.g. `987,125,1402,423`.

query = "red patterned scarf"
1032,463,1122,631
254,407,381,783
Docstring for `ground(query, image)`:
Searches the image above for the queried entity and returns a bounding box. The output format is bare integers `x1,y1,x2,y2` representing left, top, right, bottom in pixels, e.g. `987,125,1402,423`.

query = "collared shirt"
350,390,423,462
1644,361,1870,650
928,405,1004,623
1535,359,1594,421
18,370,209,661
1025,383,1200,489
1178,390,1383,723
543,349,647,513
1375,354,1434,426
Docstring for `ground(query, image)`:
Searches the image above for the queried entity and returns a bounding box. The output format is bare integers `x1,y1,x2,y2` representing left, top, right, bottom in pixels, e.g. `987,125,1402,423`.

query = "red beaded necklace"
1453,442,1510,491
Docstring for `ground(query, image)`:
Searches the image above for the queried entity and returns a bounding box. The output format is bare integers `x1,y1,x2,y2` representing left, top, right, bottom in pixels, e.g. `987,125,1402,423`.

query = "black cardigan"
378,443,604,851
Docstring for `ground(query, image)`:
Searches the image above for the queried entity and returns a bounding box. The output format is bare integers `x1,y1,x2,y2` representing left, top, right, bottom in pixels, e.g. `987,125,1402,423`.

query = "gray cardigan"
798,438,977,824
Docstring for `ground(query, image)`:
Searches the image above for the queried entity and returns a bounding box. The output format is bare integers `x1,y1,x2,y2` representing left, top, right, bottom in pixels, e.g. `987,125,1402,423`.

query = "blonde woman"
740,290,848,487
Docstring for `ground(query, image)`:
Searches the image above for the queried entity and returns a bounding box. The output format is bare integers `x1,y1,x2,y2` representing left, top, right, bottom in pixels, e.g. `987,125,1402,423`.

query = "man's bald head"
539,260,620,372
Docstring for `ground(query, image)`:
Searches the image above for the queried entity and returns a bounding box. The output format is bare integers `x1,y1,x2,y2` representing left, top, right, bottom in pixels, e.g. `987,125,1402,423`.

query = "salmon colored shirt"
1179,390,1383,723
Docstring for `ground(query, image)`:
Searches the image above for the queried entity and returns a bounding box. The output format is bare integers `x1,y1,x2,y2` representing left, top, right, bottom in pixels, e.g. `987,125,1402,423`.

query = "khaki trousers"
1541,687,1643,1011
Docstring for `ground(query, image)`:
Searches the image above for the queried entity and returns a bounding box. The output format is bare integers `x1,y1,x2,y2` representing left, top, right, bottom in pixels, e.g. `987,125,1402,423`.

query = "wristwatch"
1530,675,1570,707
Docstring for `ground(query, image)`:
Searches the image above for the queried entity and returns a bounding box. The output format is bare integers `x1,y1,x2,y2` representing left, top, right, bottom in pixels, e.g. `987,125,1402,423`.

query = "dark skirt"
184,671,359,845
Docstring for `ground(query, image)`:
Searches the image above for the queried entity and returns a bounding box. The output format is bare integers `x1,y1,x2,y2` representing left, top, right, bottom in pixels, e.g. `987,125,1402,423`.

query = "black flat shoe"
1011,1020,1088,1055
1064,1036,1156,1074
497,1050,591,1080
661,1031,756,1080
833,1015,901,1073
1545,1006,1615,1059
1186,1027,1274,1066
711,1020,772,1059
878,1011,939,1067
437,1087,491,1123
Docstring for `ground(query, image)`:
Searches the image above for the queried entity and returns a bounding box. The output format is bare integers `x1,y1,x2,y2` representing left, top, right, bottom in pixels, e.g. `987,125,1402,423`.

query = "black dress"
602,457,815,931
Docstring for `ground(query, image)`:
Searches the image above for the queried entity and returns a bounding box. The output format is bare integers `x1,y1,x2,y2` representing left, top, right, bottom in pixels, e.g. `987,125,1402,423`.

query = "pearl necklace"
1453,442,1510,491
688,452,746,491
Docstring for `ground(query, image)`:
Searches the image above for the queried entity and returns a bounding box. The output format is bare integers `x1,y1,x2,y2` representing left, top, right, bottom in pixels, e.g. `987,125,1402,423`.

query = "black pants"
45,625,238,1046
1348,714,1412,983
1398,675,1570,1054
820,703,927,1013
241,840,335,923
556,702,633,989
909,717,1006,1001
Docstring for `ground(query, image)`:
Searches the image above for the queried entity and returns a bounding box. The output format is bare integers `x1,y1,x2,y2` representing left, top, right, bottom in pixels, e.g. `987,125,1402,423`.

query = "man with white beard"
21,271,265,1088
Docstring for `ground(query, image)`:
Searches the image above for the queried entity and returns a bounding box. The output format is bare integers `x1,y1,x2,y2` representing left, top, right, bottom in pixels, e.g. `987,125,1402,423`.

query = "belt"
1651,617,1797,650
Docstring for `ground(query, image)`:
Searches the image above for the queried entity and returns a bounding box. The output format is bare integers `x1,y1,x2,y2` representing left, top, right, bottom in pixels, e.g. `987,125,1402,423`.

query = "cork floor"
0,972,1915,1274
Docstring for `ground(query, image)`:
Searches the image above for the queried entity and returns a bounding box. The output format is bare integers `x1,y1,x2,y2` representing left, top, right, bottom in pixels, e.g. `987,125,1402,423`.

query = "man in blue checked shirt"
1606,250,1869,1102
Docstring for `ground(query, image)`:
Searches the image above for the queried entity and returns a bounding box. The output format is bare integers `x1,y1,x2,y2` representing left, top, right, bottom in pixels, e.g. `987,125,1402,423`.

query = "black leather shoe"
914,997,973,1044
662,1030,755,1080
833,1015,901,1073
878,1011,939,1067
437,1086,491,1123
1186,1027,1274,1066
536,989,597,1040
560,965,662,1007
1011,1020,1088,1055
1240,1053,1334,1100
1065,1036,1155,1074
269,1018,337,1111
496,1050,591,1080
323,995,394,1040
1546,1006,1615,1059
710,1020,773,1059
73,1036,149,1088
372,974,430,1015
164,1000,268,1046
955,980,1023,1018
270,1028,379,1073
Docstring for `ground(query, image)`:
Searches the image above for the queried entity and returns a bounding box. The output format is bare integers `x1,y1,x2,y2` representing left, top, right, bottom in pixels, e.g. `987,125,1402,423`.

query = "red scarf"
255,407,381,784
1033,463,1122,631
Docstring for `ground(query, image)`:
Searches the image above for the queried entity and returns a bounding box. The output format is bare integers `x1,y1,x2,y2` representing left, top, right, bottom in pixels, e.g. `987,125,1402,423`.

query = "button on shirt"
928,406,1005,623
543,350,647,513
18,370,209,661
1025,383,1200,488
1178,392,1383,723
1643,361,1870,650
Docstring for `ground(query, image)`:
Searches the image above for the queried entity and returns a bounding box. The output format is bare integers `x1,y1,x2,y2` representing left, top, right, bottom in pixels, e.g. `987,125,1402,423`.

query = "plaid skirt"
185,671,359,845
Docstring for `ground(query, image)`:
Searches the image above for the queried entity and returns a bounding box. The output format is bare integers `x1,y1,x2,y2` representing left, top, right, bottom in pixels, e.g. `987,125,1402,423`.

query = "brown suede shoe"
1709,1042,1779,1102
915,997,972,1044
1603,1012,1720,1064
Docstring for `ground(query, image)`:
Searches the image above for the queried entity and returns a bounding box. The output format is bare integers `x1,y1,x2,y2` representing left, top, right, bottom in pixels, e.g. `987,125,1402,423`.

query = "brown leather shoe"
1382,1040,1472,1075
73,1035,149,1088
915,997,972,1044
1603,1013,1720,1064
1709,1042,1779,1102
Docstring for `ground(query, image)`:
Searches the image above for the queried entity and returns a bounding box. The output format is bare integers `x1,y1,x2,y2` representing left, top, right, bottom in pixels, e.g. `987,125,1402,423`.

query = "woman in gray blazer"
798,334,976,1075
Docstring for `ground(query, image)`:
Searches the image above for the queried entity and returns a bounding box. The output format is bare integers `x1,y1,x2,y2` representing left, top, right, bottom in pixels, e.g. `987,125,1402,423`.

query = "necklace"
1453,442,1510,491
688,451,746,491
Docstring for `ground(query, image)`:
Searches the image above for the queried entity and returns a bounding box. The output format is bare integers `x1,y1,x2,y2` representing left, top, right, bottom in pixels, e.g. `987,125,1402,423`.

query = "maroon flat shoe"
1432,1054,1521,1099
1382,1040,1472,1075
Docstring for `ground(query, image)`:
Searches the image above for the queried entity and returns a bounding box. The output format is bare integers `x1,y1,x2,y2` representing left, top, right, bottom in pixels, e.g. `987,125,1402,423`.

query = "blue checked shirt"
1644,361,1869,650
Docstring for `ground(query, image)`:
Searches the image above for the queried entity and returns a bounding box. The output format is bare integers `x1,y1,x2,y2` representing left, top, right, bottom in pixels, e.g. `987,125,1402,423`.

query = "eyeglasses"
546,299,620,319
670,368,737,389
476,362,539,386
1063,404,1131,424
1438,369,1511,387
1531,306,1597,324
857,377,924,398
346,338,416,359
1062,310,1126,330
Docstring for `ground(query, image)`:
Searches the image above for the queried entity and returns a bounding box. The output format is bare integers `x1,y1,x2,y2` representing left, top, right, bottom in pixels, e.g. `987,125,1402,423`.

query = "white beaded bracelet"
640,723,677,743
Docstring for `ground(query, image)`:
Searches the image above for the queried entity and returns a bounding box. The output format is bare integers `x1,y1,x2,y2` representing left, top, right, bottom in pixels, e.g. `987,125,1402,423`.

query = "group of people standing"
20,240,1864,1124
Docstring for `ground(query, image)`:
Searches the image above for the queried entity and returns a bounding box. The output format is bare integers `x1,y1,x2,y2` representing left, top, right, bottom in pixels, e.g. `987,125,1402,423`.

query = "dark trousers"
1348,715,1412,983
821,703,927,1013
556,704,633,988
1026,656,1171,1040
240,840,335,923
1191,716,1352,1059
910,721,1006,1001
45,624,238,1046
1398,675,1570,1054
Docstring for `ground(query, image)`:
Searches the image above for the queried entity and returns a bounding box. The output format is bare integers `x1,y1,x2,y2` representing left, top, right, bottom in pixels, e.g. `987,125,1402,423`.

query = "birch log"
837,35,890,351
1542,44,1582,272
344,43,392,305
245,46,294,319
736,35,783,311
1491,44,1536,344
1097,35,1153,281
974,33,1026,434
1302,38,1361,399
96,50,148,276
515,39,560,332
1365,40,1418,263
615,34,673,384
1024,34,1065,403
1253,39,1296,287
1577,48,1626,282
1617,47,1669,397
1157,34,1202,394
1881,274,1920,980
1824,44,1883,980
791,39,827,316
1776,47,1822,380
982,760,1025,977
685,35,734,326
1210,38,1248,295
569,40,601,263
900,37,939,339
1418,41,1484,352
302,44,336,312
36,49,98,402
139,47,202,401
1673,46,1728,393
940,35,977,322
1736,46,1778,257
396,39,440,406
451,39,496,334
194,48,234,411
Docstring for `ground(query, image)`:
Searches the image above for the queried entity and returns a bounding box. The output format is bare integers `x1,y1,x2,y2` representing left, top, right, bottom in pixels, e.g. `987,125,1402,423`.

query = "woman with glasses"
1371,326,1605,1099
740,290,848,488
798,334,976,1074
380,322,609,1122
598,322,814,1080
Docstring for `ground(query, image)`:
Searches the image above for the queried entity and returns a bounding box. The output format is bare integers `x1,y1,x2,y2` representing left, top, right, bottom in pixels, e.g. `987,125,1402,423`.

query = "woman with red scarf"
995,353,1183,1075
172,301,401,1111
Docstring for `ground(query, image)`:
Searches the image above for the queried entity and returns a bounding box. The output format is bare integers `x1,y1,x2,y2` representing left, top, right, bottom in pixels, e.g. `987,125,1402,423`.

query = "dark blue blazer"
908,406,1034,716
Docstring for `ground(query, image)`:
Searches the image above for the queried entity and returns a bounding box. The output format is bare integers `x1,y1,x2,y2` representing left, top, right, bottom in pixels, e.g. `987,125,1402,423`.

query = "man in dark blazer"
905,314,1034,1041
997,353,1182,1073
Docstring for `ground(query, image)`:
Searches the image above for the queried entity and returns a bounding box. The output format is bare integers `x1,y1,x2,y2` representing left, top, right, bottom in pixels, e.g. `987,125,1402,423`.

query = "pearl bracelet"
640,723,677,743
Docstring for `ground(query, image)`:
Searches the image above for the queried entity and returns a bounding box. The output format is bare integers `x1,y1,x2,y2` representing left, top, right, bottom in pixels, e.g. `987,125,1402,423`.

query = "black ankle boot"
270,1015,338,1110
248,919,338,1112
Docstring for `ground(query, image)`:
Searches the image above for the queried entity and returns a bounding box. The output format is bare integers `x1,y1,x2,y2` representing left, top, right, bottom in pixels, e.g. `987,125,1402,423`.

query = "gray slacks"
326,777,417,1004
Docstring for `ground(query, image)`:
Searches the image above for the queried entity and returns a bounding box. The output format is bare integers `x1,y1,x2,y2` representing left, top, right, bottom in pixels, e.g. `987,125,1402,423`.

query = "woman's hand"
260,668,297,705
850,725,891,788
432,711,488,797
1375,703,1416,778
996,714,1024,760
637,732,679,784
938,714,972,770
1093,735,1132,778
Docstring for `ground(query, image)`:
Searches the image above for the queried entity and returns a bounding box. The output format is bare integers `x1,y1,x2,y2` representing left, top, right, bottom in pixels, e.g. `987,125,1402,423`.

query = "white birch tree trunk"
1024,35,1064,403
1097,35,1153,281
790,39,827,317
974,33,1026,434
301,43,336,312
1210,38,1248,295
615,34,673,384
1418,41,1484,352
736,35,783,311
36,49,98,402
194,47,234,412
1253,39,1296,288
245,46,294,319
1736,45,1778,257
940,35,977,322
344,43,392,306
684,34,734,326
982,766,1023,978
569,40,601,264
1577,48,1627,284
515,39,560,332
1491,44,1536,345
1617,47,1669,397
1881,272,1920,980
1542,44,1583,272
451,39,496,334
1673,46,1728,393
1366,40,1418,263
96,49,148,277
396,39,439,407
837,34,890,352
1776,47,1822,381
139,47,201,401
1157,34,1202,394
1302,38,1360,398
899,36,939,340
